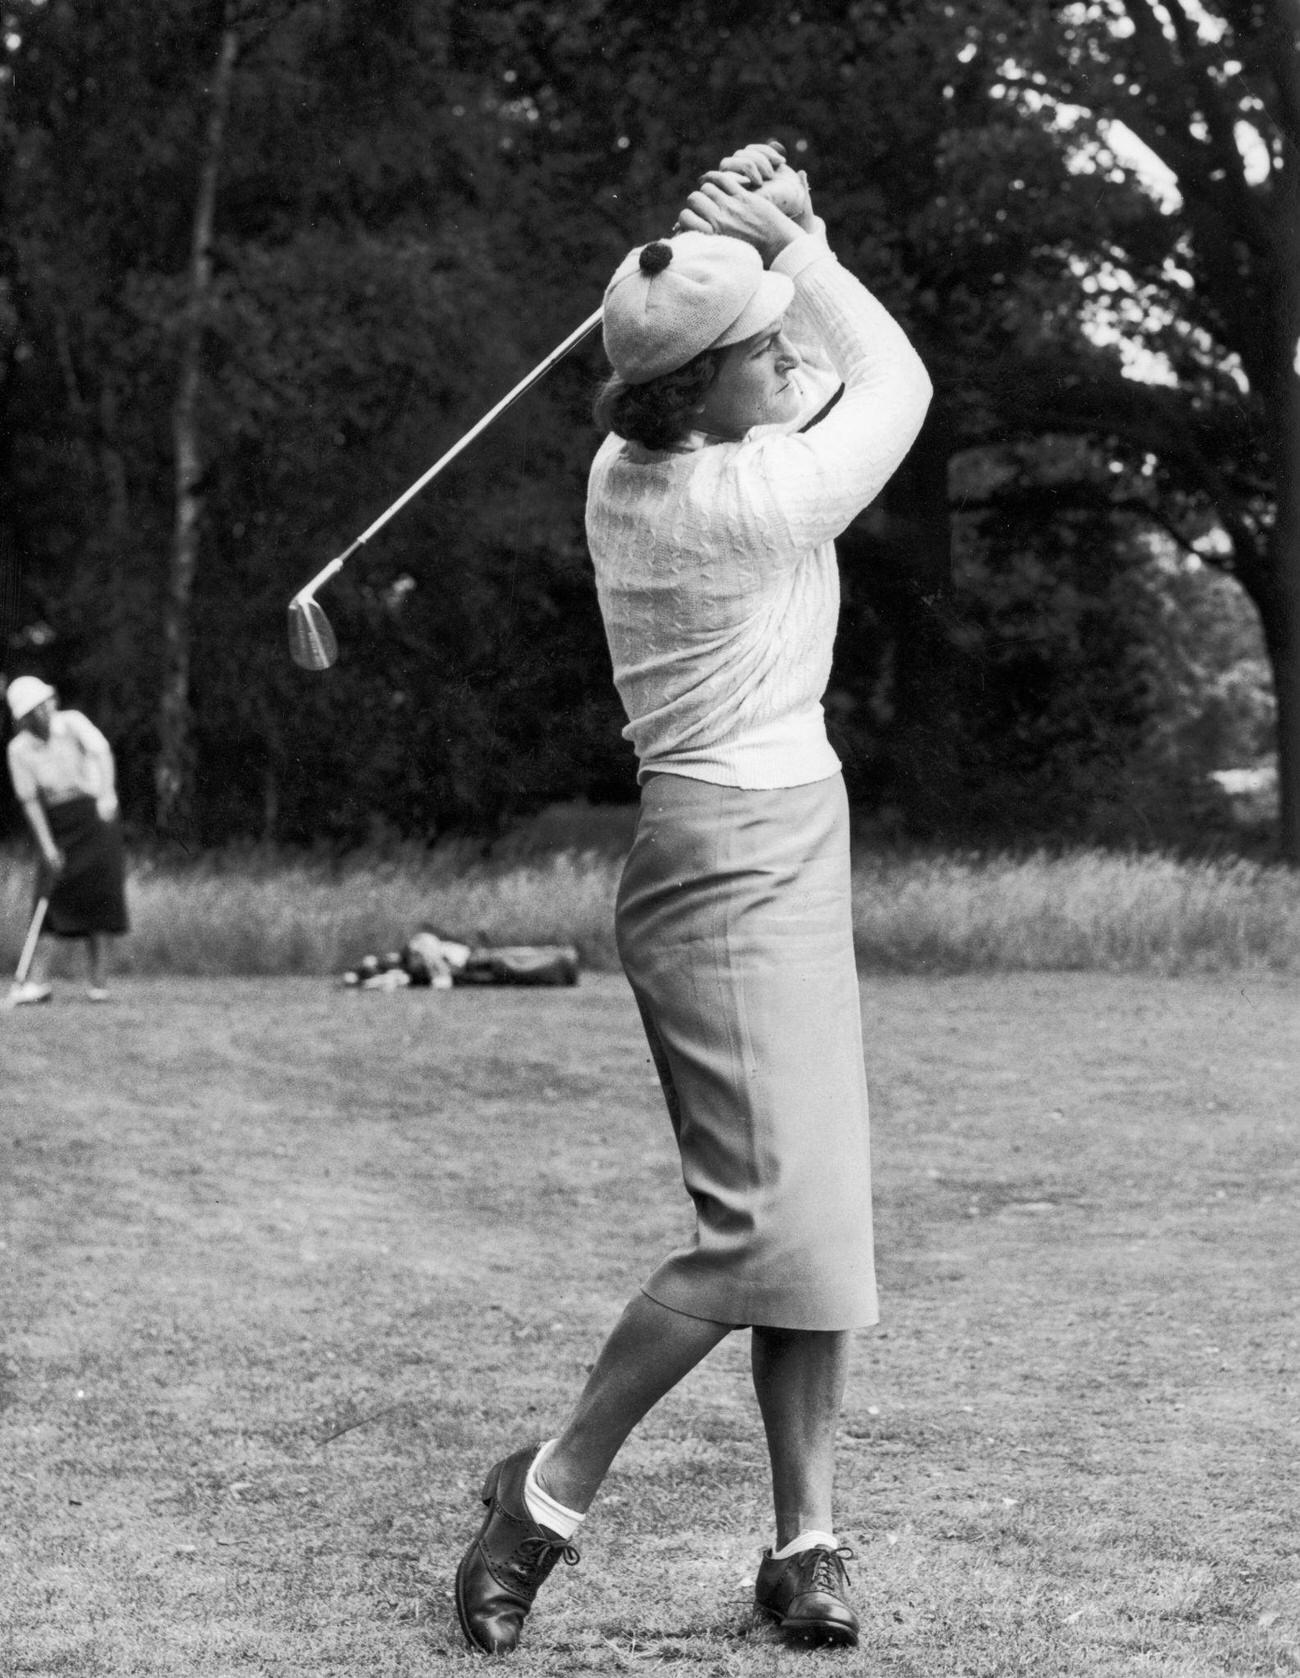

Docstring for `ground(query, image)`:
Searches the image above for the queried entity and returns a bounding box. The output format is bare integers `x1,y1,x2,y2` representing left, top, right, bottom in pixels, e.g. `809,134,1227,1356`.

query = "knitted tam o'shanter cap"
601,232,795,385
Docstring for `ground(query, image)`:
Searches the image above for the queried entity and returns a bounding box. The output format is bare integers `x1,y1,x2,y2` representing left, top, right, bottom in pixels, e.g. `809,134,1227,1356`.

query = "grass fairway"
2,973,1296,1676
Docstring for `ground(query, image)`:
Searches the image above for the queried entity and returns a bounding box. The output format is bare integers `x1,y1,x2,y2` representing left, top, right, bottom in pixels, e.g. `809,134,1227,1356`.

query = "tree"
157,10,240,837
442,0,1053,833
944,433,1275,844
2,0,622,841
982,0,1300,858
4,0,1284,852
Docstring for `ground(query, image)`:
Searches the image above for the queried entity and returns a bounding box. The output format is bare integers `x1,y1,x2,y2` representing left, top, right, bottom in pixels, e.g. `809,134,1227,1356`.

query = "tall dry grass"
2,836,1296,978
120,844,623,976
850,848,1300,974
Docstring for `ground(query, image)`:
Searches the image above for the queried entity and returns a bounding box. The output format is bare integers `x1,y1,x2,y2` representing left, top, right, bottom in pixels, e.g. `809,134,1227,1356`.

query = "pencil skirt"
616,771,876,1331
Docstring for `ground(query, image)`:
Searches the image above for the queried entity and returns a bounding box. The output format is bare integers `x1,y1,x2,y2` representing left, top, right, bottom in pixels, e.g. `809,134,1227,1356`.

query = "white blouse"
7,710,112,806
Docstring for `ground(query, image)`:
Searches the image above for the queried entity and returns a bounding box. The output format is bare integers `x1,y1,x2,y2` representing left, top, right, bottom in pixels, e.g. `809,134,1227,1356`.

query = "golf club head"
288,596,339,670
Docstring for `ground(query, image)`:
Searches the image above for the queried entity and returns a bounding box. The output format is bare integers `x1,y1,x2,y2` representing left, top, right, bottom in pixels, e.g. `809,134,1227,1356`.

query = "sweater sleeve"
771,220,839,398
716,232,933,560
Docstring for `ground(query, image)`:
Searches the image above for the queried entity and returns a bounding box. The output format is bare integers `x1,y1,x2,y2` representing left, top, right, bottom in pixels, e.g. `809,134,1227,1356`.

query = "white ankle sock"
523,1440,585,1540
771,1528,837,1559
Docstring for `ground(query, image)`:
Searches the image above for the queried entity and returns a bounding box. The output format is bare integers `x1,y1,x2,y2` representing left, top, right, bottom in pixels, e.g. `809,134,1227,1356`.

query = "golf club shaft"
292,306,603,602
14,896,48,986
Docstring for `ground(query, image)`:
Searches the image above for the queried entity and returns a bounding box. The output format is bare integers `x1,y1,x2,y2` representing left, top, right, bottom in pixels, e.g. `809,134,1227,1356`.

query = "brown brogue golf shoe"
453,1443,581,1654
754,1542,859,1647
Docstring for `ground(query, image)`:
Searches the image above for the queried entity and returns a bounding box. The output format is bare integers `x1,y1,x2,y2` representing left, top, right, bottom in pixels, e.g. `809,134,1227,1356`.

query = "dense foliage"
0,0,1287,852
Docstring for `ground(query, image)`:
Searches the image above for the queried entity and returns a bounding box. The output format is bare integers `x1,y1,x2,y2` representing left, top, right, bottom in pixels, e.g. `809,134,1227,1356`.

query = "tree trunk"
1261,561,1299,863
0,369,20,654
1268,65,1300,867
155,22,239,837
1269,355,1300,864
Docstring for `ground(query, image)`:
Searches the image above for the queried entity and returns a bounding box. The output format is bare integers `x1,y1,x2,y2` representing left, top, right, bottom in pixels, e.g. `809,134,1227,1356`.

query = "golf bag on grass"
343,929,579,991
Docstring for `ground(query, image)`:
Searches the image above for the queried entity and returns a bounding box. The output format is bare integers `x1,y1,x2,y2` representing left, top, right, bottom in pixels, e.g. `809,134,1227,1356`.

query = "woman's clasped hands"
676,139,814,261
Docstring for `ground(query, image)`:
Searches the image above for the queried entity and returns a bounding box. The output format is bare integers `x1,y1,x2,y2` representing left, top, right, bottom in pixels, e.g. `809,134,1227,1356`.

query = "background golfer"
453,140,932,1655
5,676,129,1003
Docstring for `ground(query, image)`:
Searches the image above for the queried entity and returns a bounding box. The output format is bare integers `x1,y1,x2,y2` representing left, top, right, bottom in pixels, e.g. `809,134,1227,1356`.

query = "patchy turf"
1,973,1295,1676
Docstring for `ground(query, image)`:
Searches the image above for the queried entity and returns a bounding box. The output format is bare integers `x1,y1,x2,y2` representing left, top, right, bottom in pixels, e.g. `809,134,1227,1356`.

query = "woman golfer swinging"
453,139,932,1654
5,676,129,1003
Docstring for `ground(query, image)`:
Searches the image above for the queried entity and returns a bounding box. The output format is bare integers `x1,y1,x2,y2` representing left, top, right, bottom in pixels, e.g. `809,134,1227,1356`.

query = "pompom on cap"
602,230,794,385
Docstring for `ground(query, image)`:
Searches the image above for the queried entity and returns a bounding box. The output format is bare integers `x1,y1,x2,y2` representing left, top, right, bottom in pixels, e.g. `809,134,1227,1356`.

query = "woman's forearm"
738,248,932,551
21,796,60,863
98,747,117,796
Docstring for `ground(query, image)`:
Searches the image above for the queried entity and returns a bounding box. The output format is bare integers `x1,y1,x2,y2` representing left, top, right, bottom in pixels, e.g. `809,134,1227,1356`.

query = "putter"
4,894,48,1004
288,305,604,670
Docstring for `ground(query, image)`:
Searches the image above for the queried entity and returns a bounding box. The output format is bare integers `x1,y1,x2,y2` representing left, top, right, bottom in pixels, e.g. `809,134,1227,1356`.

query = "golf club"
4,894,48,1006
288,304,604,670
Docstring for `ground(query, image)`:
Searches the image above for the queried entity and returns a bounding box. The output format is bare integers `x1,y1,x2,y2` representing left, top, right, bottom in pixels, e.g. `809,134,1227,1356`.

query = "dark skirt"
39,795,129,937
616,772,876,1332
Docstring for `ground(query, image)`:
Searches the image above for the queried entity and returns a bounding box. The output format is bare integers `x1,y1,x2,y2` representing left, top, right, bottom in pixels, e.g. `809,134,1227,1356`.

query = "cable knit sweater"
586,224,933,789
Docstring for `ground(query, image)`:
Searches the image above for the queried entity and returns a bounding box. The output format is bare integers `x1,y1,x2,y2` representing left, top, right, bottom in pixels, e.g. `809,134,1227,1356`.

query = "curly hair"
592,348,723,452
